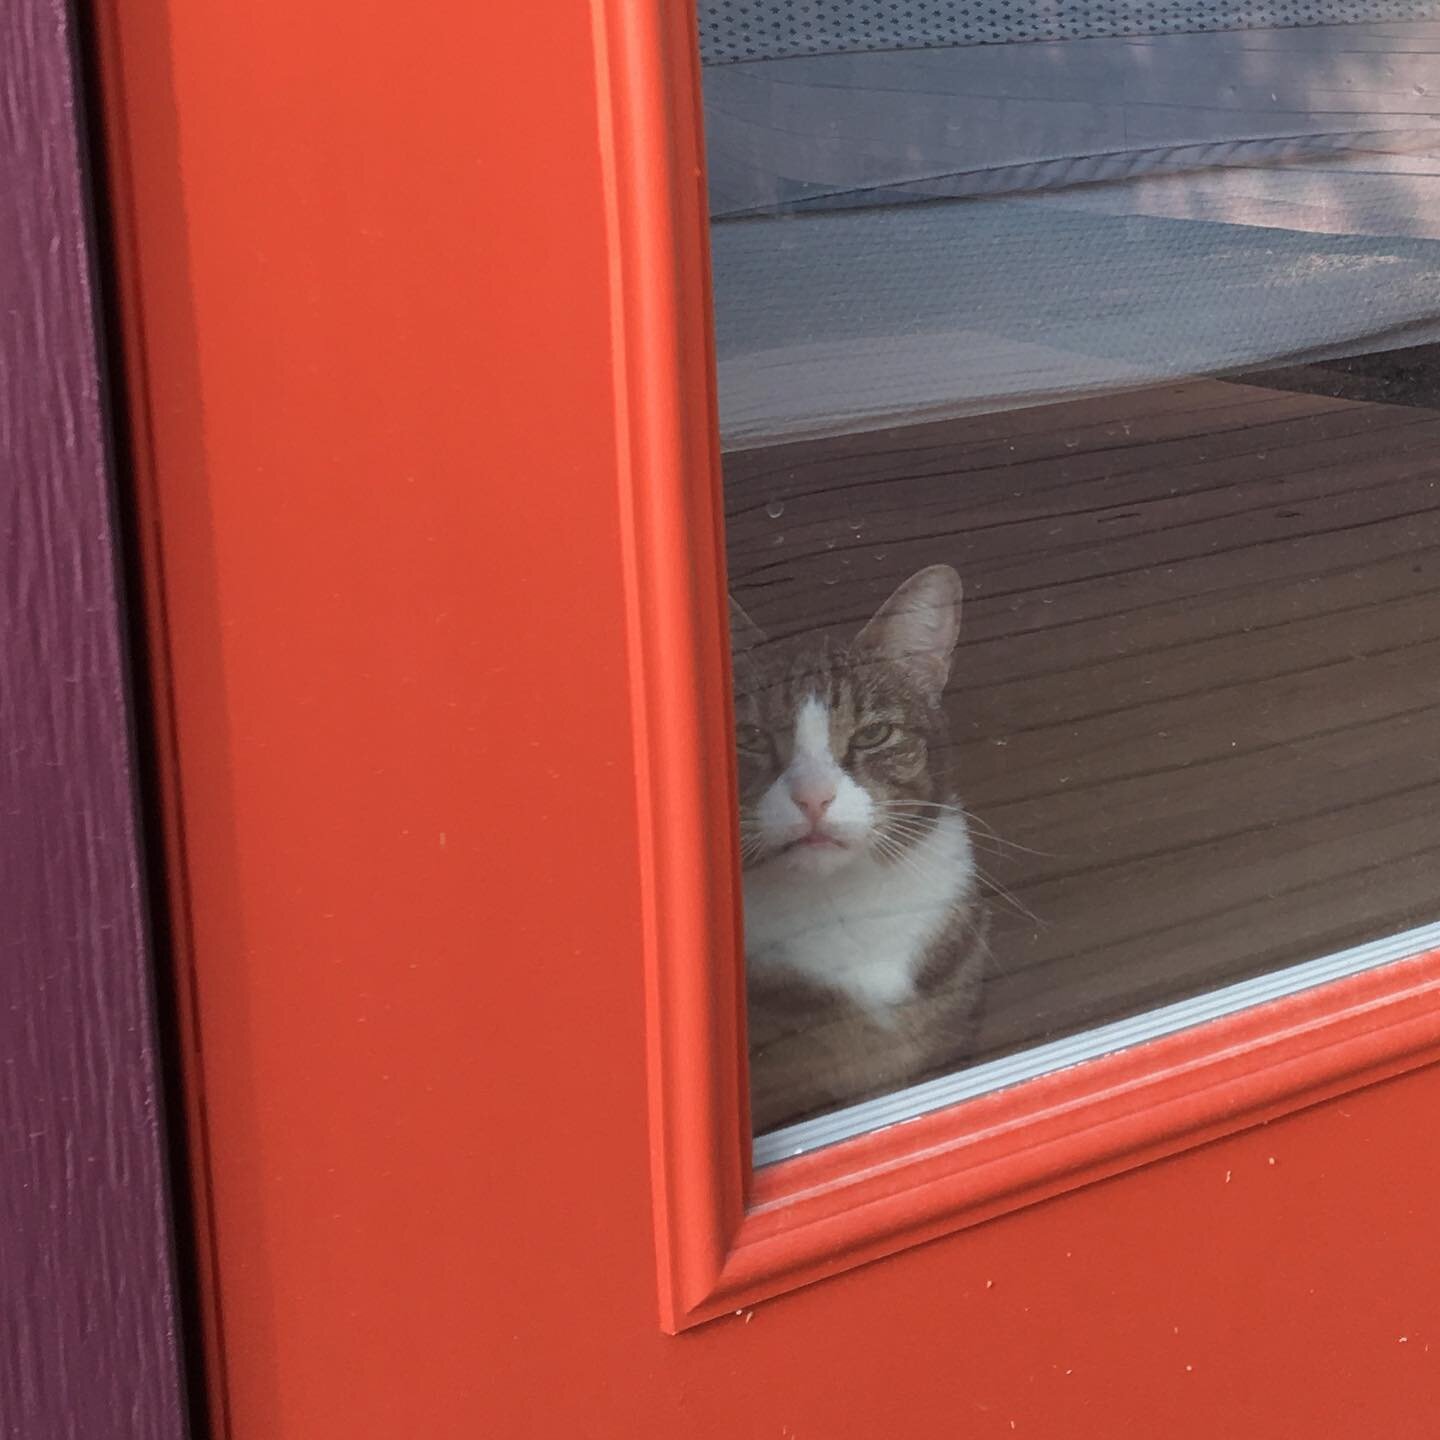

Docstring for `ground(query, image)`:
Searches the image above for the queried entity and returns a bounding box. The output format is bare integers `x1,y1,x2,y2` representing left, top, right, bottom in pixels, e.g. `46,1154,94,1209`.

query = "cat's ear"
729,594,767,653
856,565,963,694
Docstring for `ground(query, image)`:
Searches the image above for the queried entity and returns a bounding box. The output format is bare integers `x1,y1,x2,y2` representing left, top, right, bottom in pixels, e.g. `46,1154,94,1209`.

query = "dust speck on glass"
695,0,1440,1161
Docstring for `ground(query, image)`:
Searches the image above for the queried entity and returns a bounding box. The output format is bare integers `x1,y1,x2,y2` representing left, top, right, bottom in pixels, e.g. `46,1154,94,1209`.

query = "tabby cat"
732,564,988,1135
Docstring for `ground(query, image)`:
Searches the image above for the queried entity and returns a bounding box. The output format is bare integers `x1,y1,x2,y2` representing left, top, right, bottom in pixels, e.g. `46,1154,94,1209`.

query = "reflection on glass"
698,2,1440,1152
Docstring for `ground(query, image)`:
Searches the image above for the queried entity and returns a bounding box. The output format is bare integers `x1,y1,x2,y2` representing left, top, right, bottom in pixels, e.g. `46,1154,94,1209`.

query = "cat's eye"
850,722,894,750
733,722,768,753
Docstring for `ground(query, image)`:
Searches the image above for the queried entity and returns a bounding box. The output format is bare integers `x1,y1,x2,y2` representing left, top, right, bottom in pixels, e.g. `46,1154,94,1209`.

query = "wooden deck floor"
723,377,1440,1064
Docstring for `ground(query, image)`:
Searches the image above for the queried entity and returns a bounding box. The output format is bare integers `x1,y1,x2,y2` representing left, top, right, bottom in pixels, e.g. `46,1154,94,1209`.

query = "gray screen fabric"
699,0,1440,63
704,28,1440,218
712,199,1440,447
702,22,1440,448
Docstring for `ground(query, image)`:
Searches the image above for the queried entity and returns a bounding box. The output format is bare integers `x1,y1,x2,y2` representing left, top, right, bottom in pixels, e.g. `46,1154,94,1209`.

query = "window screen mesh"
698,0,1439,63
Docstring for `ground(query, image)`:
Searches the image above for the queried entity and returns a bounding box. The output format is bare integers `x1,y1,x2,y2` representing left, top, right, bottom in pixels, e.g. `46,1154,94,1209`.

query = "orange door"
95,0,1440,1435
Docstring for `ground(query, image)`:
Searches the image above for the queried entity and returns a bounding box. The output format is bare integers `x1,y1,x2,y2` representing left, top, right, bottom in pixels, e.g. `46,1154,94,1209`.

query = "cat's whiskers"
971,868,1047,928
872,820,938,856
867,824,957,880
876,799,1053,859
883,818,1028,871
871,819,940,866
737,823,773,866
869,829,915,867
871,813,1048,929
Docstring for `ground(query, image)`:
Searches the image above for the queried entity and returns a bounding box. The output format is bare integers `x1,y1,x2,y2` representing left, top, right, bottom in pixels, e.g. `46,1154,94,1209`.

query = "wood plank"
958,598,1440,799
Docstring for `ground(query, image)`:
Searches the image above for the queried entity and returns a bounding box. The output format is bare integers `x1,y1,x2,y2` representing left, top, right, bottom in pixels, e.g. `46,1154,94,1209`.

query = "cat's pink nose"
789,779,836,824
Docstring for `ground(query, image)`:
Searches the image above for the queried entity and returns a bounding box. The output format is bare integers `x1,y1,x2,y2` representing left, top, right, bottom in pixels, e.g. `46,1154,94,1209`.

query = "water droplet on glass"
765,499,785,519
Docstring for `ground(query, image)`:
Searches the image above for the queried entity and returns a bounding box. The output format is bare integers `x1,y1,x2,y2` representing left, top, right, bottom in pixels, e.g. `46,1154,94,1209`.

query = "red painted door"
94,0,1440,1435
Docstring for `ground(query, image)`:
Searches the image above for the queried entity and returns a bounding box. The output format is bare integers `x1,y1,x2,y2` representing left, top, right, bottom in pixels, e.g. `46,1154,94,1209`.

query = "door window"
698,2,1440,1157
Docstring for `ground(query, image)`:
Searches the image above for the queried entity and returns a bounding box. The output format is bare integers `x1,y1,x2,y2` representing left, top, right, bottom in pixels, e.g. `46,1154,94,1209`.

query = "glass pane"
696,2,1440,1156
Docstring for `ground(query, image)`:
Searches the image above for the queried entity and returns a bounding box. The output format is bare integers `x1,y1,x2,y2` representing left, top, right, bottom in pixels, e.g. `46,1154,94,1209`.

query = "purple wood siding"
0,2,190,1437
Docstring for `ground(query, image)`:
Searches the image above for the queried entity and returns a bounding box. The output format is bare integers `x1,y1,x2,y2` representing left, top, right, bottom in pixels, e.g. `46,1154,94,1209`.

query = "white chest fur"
744,814,974,1017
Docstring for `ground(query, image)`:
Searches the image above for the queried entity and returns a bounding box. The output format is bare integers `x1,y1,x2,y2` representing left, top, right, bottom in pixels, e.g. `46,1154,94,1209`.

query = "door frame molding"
596,0,1440,1333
